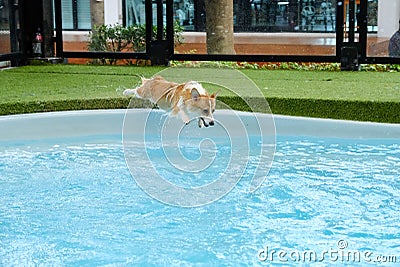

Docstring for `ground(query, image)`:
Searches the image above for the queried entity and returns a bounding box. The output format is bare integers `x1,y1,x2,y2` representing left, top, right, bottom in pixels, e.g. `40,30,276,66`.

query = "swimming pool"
1,110,399,265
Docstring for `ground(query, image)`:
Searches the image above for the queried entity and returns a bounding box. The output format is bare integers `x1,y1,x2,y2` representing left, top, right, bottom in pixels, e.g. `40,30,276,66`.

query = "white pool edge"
0,109,399,141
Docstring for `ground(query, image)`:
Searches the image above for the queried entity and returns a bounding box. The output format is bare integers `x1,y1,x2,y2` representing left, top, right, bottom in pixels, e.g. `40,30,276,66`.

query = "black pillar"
21,0,54,58
339,0,360,71
146,0,173,66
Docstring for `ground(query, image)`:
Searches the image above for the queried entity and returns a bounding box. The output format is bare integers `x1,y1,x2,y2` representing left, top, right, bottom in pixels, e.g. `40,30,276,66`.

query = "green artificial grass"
1,64,399,123
243,70,400,102
0,65,162,104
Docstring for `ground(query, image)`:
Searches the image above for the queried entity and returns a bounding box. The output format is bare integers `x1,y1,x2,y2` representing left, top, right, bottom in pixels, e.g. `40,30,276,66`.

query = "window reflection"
124,0,380,34
126,0,145,25
0,0,11,54
58,0,91,30
234,0,336,32
0,0,8,30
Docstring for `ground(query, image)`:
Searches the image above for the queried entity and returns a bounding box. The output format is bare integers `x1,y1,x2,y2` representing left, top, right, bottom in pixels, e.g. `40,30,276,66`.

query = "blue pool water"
0,133,399,265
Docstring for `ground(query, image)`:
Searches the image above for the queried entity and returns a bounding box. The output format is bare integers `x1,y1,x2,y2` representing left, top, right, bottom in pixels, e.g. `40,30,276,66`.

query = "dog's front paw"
198,118,204,128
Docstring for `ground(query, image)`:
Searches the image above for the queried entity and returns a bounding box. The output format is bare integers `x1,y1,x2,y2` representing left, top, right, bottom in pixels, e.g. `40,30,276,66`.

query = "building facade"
53,0,400,58
1,0,400,63
53,0,400,37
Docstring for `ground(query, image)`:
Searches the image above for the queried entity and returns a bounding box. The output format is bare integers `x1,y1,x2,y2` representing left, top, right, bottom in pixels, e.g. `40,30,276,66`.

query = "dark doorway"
0,0,23,64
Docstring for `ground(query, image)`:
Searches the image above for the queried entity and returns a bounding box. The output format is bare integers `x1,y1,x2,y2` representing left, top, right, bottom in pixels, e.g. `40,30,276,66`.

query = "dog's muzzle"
199,117,214,128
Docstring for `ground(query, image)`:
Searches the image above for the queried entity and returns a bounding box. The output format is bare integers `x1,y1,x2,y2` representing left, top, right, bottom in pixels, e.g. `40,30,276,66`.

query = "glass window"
57,0,91,30
77,0,91,29
173,0,196,30
367,0,378,32
0,0,11,54
233,0,337,33
123,0,381,34
0,0,9,31
125,0,145,25
61,0,74,29
124,0,165,26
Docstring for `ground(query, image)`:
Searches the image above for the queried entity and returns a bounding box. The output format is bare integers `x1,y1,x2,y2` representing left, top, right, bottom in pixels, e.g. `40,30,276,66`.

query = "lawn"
1,64,399,123
244,70,400,102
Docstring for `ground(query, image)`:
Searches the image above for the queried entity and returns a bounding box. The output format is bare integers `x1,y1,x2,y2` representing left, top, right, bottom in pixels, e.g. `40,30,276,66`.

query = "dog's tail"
123,88,139,97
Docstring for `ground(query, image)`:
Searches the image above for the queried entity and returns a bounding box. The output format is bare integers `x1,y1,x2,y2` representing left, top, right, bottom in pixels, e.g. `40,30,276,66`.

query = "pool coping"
1,109,399,141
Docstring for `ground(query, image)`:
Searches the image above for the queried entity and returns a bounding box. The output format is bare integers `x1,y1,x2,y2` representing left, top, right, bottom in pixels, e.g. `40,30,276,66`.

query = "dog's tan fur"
124,76,218,127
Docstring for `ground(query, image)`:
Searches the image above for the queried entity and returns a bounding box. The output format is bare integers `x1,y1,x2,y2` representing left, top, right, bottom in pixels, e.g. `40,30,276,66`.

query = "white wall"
378,0,400,37
104,0,122,25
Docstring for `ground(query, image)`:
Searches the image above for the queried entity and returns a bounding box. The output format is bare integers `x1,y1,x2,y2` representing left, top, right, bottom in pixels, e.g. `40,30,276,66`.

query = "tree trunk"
205,0,235,54
91,0,104,28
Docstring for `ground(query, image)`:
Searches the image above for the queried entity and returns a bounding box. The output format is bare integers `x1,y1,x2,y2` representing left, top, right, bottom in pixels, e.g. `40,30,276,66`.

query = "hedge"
1,96,398,123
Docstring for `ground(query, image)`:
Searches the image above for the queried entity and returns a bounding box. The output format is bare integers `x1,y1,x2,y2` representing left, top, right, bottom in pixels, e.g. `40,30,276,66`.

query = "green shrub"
170,61,399,72
88,23,183,65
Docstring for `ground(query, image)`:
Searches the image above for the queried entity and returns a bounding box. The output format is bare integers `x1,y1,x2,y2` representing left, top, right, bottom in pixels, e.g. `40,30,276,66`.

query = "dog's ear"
191,88,200,101
211,89,221,98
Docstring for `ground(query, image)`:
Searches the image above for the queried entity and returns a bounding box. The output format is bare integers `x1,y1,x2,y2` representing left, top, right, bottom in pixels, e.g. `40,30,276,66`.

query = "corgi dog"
123,76,218,128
